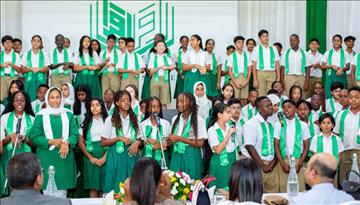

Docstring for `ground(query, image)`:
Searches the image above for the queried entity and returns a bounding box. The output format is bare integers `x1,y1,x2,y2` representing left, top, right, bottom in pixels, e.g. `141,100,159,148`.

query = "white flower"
120,187,125,194
174,182,179,187
180,179,186,186
176,173,181,178
170,188,178,196
187,179,194,184
168,171,175,177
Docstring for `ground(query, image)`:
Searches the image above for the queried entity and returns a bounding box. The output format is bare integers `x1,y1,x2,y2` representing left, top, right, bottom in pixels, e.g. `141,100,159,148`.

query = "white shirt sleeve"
301,121,311,140
73,53,80,65
274,122,281,140
197,116,208,139
273,46,280,61
351,53,359,66
322,50,329,64
208,126,220,148
103,117,115,139
148,55,155,68
309,136,317,153
93,52,102,65
251,46,259,62
43,52,50,66
137,53,146,68
280,52,286,66
20,53,27,66
243,122,257,146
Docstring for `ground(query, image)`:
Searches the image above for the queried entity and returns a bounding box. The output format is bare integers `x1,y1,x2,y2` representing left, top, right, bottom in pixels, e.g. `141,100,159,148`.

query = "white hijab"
193,81,211,119
267,94,280,106
63,82,74,106
37,87,69,145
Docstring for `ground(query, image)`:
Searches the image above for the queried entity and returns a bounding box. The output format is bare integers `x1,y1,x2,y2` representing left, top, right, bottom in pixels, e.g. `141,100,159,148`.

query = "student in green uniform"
61,82,74,111
169,92,208,180
205,39,221,97
101,90,142,193
142,34,167,100
73,35,102,99
220,45,235,88
73,84,92,125
174,35,189,99
29,87,80,197
140,96,171,166
20,35,50,101
12,38,23,57
91,39,102,56
207,103,237,189
31,84,48,115
78,98,108,197
1,90,35,196
321,34,349,99
1,79,24,107
103,88,115,116
148,40,175,107
182,35,209,95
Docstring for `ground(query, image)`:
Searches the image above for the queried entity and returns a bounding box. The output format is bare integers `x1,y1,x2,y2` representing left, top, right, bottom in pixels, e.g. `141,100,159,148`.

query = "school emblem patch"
89,0,175,55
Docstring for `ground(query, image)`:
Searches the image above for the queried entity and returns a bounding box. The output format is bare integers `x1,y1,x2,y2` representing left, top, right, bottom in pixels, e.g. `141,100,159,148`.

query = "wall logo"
90,0,175,55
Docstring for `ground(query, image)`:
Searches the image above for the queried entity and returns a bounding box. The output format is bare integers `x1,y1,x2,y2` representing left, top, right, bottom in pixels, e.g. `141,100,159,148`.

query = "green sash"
25,49,45,82
102,49,119,75
316,134,339,160
86,121,94,152
211,53,217,75
123,52,140,79
215,128,229,166
327,48,345,77
356,54,360,81
173,116,191,154
223,59,230,84
308,112,316,138
247,104,258,120
284,48,306,74
6,112,32,152
329,97,336,116
80,52,95,75
260,121,274,156
34,101,41,114
133,105,139,117
144,125,162,161
239,119,246,145
279,117,302,159
115,124,137,154
53,48,70,76
0,50,16,78
154,55,170,83
259,45,275,70
177,50,183,73
339,109,360,143
233,51,248,78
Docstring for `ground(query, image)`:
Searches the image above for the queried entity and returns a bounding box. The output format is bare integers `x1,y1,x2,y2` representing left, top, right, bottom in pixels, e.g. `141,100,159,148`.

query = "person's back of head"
130,157,162,205
6,152,43,190
228,158,263,203
305,153,337,187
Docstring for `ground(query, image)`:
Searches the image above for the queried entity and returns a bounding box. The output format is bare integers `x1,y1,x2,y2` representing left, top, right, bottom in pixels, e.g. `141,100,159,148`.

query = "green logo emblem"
90,0,175,55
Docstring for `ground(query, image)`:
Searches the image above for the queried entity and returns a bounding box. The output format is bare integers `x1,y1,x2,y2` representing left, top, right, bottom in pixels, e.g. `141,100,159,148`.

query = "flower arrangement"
114,182,126,203
164,170,197,201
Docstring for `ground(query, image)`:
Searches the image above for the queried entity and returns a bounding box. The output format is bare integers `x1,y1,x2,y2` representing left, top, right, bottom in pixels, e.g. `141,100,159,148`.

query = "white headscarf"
37,87,69,145
63,82,74,106
193,81,212,120
267,94,280,106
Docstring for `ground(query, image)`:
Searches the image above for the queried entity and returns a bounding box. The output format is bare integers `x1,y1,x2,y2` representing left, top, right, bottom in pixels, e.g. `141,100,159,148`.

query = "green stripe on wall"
306,0,327,53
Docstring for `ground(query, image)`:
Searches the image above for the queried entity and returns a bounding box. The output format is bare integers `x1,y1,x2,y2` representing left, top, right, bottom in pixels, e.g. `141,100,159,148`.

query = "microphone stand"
156,125,168,170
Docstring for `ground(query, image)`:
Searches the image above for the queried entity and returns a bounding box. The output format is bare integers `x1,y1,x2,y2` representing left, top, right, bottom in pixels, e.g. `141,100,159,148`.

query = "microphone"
277,112,285,127
153,112,161,127
15,117,22,134
230,121,237,142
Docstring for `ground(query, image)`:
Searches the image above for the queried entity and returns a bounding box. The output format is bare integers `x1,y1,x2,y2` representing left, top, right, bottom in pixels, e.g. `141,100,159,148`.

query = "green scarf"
308,112,316,138
53,48,70,76
115,124,136,154
80,52,95,75
102,49,119,75
0,50,16,78
123,52,140,79
284,48,306,74
233,51,248,78
327,48,345,77
316,134,339,160
86,121,94,152
279,117,302,159
247,104,258,120
144,125,162,161
211,53,217,75
177,50,183,73
259,45,275,70
6,111,32,152
329,97,336,116
260,121,275,156
339,109,360,143
25,49,45,82
356,54,360,81
154,55,170,83
223,59,230,84
215,127,230,166
173,116,191,154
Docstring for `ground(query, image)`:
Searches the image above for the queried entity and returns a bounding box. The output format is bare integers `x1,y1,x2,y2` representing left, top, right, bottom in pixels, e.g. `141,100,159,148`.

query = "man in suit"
1,152,71,205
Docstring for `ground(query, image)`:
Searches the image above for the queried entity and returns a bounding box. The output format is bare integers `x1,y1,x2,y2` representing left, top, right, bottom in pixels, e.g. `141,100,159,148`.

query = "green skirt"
74,72,102,98
141,74,151,100
103,144,140,193
144,149,170,167
207,73,220,97
36,146,77,190
209,151,236,189
83,141,107,191
183,70,209,94
25,73,46,101
174,73,185,98
169,146,204,180
325,70,347,99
